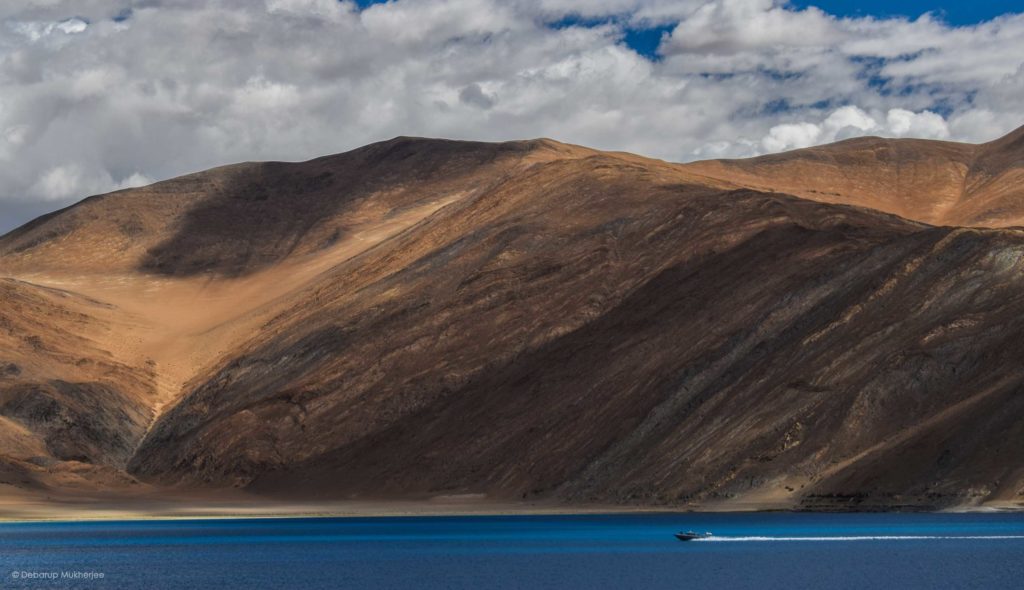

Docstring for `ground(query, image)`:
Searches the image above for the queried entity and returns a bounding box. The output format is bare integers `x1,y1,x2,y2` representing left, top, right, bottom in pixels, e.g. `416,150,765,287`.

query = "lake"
2,512,1023,589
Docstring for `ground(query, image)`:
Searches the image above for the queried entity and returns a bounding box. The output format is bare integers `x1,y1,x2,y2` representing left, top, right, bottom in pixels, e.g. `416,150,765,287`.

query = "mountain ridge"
684,126,1024,228
1,127,1023,512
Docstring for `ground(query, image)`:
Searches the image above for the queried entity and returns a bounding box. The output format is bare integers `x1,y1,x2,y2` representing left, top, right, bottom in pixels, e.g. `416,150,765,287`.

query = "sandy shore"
0,502,696,523
2,489,1020,522
0,490,701,522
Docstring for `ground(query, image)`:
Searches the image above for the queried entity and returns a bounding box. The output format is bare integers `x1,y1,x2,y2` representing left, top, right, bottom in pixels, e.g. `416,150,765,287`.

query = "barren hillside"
2,129,1023,512
686,126,1024,228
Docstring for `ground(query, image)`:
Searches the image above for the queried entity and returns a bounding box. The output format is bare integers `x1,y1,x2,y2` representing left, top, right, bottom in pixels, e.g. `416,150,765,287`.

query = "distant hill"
686,126,1024,228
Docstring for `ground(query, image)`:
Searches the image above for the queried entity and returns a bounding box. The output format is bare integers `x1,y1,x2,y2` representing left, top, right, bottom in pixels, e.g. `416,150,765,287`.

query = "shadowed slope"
0,138,582,276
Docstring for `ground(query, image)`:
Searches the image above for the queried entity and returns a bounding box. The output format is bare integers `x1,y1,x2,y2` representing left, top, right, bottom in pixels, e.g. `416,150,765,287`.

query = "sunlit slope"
686,125,1024,228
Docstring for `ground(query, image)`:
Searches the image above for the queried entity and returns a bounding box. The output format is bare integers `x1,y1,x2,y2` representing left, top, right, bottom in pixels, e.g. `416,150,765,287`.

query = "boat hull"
675,532,711,541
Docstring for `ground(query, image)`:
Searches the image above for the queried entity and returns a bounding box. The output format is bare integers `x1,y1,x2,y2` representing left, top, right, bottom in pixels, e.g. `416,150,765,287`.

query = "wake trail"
696,535,1024,542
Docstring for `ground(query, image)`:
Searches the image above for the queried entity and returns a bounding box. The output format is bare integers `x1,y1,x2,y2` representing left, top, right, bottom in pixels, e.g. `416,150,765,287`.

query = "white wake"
695,535,1024,542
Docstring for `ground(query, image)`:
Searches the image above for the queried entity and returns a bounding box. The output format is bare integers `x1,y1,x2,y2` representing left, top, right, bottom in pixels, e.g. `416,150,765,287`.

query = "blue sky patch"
623,25,675,60
790,1,1021,25
348,1,1020,63
545,15,674,61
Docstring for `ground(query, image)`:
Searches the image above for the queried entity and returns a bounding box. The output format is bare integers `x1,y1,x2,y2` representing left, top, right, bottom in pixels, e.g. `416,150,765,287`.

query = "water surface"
2,512,1023,589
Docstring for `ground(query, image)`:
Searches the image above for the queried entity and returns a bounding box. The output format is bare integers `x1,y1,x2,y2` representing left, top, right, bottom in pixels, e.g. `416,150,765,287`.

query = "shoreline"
0,502,698,524
2,497,1020,523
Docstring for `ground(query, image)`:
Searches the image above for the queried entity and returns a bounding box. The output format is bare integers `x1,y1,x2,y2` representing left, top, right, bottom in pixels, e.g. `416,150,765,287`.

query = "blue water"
2,512,1023,589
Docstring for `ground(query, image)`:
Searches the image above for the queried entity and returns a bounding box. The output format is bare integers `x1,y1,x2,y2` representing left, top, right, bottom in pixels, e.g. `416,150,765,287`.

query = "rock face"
2,129,1024,510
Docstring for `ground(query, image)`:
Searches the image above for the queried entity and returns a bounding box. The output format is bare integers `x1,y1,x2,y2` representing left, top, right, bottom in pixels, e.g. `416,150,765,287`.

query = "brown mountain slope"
0,278,154,492
2,130,1024,512
685,125,1024,228
0,138,609,502
957,125,1024,226
0,138,585,276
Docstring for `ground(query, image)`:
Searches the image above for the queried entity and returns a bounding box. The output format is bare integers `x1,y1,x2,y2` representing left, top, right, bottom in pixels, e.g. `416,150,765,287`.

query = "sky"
0,0,1022,233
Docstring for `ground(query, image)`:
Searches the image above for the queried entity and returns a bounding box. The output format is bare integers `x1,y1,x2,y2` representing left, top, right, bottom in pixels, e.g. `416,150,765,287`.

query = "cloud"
760,105,951,152
459,83,496,109
886,108,950,138
31,164,90,201
0,0,1021,232
8,16,88,42
30,163,151,201
762,122,823,153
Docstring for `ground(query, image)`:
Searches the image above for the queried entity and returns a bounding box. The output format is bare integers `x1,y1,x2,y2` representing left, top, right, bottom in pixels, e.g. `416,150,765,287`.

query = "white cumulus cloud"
0,0,1021,233
761,105,952,152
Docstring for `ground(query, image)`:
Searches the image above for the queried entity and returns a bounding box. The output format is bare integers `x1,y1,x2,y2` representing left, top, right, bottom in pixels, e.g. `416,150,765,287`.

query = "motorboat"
675,531,713,541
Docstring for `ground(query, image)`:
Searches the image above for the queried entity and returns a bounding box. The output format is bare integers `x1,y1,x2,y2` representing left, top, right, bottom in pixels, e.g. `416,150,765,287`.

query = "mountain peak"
0,137,584,277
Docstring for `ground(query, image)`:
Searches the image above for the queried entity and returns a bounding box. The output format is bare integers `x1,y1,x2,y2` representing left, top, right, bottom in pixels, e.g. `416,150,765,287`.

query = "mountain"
686,126,1024,228
1,128,1023,512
